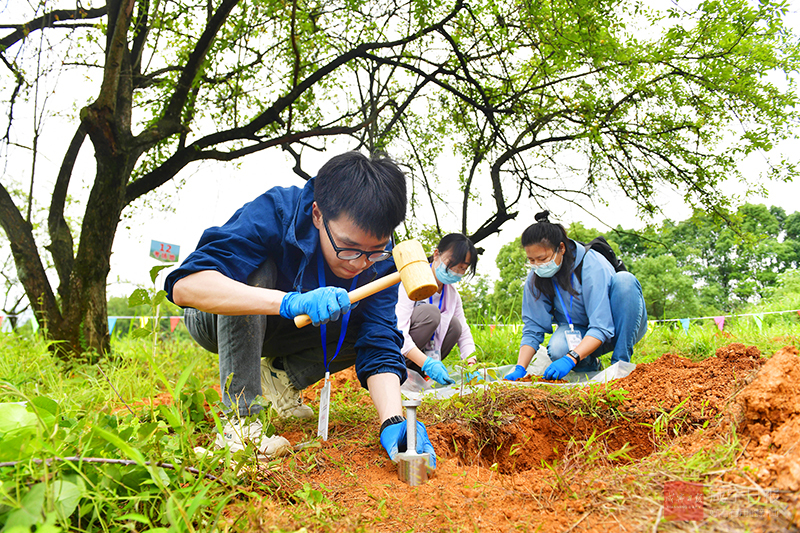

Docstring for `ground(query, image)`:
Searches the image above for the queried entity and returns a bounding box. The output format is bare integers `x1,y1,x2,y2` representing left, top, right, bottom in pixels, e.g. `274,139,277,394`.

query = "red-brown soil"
225,343,800,532
734,346,800,492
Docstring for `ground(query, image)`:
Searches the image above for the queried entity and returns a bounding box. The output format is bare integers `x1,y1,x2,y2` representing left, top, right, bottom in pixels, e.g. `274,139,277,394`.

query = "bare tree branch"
46,124,87,301
0,6,108,51
0,184,62,328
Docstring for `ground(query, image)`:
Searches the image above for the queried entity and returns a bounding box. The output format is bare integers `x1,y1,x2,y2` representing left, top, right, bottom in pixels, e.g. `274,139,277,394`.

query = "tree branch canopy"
0,0,797,357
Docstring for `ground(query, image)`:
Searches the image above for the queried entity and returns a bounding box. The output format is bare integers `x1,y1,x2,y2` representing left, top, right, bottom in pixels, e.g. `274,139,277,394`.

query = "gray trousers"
404,303,462,375
184,260,357,417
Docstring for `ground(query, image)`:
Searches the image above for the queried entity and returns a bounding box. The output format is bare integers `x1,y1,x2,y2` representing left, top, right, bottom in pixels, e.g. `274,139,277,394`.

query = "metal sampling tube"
397,398,428,486
406,401,417,452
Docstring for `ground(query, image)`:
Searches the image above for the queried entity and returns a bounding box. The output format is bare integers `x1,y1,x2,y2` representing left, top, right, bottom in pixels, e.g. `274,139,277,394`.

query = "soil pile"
610,343,764,418
735,345,800,492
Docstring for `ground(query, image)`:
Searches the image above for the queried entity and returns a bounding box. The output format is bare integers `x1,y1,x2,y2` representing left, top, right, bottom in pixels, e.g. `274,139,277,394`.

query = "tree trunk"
58,100,136,358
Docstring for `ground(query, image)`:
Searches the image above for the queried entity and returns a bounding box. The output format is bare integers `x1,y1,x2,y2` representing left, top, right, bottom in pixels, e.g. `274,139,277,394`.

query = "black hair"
520,210,577,299
434,233,478,277
314,151,407,239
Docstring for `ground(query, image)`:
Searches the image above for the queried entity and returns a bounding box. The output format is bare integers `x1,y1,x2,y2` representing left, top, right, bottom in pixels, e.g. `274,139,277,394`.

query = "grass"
0,308,798,532
460,310,799,369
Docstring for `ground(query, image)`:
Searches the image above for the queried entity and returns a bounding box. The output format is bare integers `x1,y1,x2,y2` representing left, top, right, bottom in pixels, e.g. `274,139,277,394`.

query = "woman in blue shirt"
505,211,648,381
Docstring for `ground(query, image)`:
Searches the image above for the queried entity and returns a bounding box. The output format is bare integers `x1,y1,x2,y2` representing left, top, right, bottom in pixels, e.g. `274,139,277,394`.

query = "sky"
1,0,799,302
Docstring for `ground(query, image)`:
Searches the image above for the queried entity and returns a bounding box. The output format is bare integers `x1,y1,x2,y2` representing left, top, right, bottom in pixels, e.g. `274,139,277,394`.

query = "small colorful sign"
150,240,180,263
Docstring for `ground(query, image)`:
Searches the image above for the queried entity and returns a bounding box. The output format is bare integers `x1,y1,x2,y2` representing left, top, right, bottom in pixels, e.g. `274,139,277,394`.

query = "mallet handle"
293,271,402,328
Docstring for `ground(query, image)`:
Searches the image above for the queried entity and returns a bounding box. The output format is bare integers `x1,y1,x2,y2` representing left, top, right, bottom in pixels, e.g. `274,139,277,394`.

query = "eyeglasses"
322,218,392,262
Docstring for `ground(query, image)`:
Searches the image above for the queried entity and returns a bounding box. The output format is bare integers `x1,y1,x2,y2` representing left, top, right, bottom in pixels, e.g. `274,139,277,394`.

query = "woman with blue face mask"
395,233,479,385
504,211,648,381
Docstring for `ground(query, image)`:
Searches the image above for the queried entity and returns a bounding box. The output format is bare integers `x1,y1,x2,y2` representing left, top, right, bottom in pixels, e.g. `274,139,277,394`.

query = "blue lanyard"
552,274,576,328
318,253,358,373
428,288,446,342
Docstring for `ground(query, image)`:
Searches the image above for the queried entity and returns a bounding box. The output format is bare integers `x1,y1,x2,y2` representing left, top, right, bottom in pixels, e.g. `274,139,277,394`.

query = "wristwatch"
380,415,406,434
567,350,581,364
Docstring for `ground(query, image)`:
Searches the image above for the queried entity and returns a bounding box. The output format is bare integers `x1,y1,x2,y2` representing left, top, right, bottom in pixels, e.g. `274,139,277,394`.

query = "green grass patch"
0,300,797,531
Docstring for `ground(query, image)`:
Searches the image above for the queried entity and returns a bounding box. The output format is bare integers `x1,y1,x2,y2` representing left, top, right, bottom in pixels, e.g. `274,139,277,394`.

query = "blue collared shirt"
165,178,406,387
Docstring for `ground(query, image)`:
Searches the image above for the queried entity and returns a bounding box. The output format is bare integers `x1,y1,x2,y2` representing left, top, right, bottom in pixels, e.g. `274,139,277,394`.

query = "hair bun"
534,210,550,223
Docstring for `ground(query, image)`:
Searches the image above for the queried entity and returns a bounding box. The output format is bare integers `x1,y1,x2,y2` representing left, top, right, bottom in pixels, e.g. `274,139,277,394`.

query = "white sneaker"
260,358,315,419
215,419,291,459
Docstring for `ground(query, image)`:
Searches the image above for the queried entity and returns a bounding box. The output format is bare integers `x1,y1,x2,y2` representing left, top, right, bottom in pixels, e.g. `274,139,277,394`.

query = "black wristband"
567,350,580,364
380,415,406,434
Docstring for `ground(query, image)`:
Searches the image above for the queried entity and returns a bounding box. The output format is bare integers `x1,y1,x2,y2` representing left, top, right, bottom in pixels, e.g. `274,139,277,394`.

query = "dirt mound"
735,346,800,492
609,343,764,418
227,343,800,532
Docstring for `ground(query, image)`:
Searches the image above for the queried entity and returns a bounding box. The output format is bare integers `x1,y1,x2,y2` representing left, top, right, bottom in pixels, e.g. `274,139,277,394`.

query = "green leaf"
51,479,82,518
128,288,151,307
137,421,160,441
0,403,38,434
152,290,167,307
173,359,199,402
131,328,153,339
30,396,58,416
150,264,173,284
158,404,182,430
92,426,147,467
0,431,43,462
184,483,212,522
118,513,153,525
204,388,220,404
3,482,46,530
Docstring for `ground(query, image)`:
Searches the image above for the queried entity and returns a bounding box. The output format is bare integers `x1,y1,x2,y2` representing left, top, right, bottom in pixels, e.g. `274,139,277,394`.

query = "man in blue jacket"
166,151,436,465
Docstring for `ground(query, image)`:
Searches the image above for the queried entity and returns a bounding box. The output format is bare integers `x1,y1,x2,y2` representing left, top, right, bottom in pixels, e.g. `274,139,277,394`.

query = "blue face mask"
435,263,464,285
532,258,561,278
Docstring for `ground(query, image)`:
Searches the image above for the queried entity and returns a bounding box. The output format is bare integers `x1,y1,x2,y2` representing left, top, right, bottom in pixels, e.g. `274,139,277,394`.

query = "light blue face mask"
435,262,464,285
532,258,561,278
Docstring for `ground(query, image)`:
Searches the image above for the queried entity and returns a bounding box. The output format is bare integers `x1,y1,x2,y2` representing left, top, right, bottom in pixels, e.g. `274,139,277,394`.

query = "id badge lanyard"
317,252,358,440
427,288,446,345
552,274,582,350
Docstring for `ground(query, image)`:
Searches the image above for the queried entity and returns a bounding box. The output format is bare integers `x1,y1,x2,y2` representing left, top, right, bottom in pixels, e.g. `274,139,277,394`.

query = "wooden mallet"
294,239,437,328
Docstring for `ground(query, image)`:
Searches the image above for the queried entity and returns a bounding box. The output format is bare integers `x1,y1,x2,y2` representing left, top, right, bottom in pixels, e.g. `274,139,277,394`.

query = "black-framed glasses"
322,218,392,262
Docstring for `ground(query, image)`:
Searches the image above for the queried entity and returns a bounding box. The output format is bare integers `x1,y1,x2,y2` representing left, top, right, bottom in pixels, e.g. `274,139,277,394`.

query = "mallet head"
392,239,437,301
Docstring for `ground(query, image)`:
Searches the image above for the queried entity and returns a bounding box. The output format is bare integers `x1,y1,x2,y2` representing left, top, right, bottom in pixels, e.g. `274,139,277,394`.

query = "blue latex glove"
543,356,576,380
464,370,483,383
380,419,437,469
422,357,455,385
504,364,527,381
279,287,351,326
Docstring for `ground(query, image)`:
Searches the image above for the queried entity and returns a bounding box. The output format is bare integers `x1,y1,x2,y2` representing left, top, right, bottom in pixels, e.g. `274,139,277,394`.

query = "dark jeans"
403,303,462,375
184,260,357,417
547,271,648,370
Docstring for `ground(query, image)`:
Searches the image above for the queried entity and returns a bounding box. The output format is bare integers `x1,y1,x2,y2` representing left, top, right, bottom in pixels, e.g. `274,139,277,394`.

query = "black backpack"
574,236,626,283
